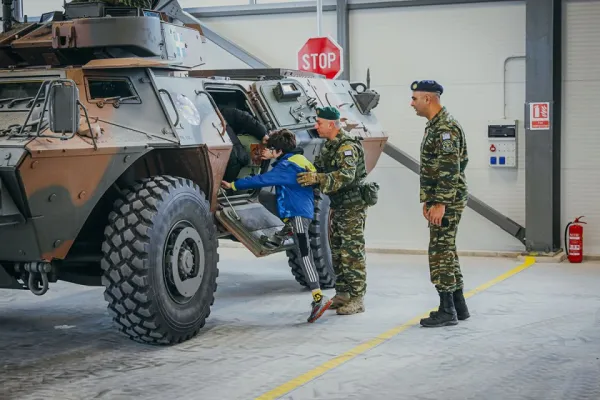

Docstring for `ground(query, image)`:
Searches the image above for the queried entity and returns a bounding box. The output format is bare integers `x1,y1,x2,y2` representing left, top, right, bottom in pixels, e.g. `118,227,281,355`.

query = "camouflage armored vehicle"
0,0,387,344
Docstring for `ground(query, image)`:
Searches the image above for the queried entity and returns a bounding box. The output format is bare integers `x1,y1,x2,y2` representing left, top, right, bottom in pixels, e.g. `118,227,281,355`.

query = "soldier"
70,0,155,8
409,80,470,328
297,106,369,315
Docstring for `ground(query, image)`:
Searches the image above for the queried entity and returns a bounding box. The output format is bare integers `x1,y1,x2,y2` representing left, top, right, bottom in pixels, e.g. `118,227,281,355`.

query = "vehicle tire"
100,175,219,345
286,190,335,289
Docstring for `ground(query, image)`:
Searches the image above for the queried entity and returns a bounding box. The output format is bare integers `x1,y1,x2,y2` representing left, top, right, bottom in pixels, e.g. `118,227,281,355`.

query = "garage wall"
22,0,60,18
200,1,528,254
562,0,600,255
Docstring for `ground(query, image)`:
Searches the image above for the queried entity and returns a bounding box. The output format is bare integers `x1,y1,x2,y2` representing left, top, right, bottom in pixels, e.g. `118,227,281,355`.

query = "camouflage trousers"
330,204,368,298
428,199,467,293
71,0,154,8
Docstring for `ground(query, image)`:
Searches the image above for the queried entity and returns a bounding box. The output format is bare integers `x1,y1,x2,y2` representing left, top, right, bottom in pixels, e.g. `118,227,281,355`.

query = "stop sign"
297,36,344,80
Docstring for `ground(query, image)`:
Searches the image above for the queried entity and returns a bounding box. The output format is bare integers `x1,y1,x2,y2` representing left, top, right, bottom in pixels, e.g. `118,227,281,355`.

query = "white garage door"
562,0,600,256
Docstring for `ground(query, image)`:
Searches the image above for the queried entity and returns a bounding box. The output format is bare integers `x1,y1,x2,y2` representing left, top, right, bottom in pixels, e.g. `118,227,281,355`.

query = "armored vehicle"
0,0,387,344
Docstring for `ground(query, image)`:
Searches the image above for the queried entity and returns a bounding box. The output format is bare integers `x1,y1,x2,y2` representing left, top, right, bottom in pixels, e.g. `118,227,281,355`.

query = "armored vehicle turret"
0,0,387,344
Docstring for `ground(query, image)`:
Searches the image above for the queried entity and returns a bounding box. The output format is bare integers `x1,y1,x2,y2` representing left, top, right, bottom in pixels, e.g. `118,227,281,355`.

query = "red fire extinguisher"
565,216,586,263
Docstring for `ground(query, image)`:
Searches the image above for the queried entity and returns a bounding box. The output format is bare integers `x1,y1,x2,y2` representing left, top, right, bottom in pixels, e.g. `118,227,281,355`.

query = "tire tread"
100,175,219,345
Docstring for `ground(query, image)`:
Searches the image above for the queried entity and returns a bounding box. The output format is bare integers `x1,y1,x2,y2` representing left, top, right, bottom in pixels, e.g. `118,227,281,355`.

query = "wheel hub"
164,222,205,303
180,248,194,275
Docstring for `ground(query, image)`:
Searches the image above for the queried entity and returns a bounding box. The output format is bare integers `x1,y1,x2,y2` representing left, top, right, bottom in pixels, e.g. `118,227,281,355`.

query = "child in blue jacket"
221,129,332,323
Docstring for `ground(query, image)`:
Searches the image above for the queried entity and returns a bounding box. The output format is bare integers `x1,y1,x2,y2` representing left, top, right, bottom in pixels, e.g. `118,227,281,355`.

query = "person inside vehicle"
220,107,269,183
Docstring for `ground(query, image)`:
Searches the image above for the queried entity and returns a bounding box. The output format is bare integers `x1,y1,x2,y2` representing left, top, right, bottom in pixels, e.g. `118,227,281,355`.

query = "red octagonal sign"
297,36,344,80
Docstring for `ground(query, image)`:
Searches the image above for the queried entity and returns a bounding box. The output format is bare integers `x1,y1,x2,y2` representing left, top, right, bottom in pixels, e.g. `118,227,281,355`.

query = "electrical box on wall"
488,120,517,168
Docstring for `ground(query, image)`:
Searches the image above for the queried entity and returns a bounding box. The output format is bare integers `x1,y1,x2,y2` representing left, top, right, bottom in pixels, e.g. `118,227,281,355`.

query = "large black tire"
100,176,219,345
286,191,335,289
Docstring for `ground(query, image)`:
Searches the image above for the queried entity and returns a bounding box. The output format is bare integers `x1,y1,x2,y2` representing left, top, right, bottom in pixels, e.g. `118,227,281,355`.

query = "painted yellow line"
255,256,536,400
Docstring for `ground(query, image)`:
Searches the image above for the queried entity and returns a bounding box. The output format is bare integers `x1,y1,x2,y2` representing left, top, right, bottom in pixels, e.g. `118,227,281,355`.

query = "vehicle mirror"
47,80,81,134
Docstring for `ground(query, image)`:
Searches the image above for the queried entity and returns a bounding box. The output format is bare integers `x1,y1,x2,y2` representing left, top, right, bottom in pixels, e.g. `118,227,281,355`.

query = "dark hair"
266,129,296,153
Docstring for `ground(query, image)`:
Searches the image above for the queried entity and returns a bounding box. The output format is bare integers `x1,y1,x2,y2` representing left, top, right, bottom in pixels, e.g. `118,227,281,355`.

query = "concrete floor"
1,248,599,400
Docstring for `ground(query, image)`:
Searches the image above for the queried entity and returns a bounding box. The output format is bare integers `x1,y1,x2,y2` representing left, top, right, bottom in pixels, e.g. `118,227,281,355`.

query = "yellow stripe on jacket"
288,154,316,172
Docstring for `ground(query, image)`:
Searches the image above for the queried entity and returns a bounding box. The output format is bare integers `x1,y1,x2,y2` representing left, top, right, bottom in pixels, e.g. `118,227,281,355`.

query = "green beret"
411,80,444,95
316,106,340,121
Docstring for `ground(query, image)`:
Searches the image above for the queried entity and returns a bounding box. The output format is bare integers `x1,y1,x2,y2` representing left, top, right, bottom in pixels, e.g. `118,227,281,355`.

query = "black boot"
452,289,470,320
420,292,458,327
428,289,470,321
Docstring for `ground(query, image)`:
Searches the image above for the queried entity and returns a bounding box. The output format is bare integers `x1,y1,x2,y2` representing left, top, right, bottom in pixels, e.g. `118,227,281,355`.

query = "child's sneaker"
307,295,332,323
260,221,293,248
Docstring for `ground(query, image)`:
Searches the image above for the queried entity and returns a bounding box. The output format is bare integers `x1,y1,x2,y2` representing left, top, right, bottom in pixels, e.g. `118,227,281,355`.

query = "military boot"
451,289,470,320
420,292,458,327
329,292,350,310
336,296,365,315
428,289,470,321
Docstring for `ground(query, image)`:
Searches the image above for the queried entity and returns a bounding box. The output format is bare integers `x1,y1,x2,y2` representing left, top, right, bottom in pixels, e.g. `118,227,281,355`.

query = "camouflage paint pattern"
427,198,467,292
0,0,390,346
419,106,468,205
308,129,370,298
313,130,367,208
330,205,367,298
0,0,386,272
419,106,469,293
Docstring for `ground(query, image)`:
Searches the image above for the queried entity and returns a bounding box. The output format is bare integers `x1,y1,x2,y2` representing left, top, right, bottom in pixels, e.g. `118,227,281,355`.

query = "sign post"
529,102,550,130
297,36,344,80
316,0,323,36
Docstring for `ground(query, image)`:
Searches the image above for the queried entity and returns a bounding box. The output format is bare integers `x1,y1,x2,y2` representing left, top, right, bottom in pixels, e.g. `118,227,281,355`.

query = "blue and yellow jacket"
231,150,316,220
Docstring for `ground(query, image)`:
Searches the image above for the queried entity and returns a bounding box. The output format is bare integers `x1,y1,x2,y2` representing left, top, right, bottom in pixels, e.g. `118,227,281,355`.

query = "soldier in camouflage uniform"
70,0,155,8
297,106,369,315
409,80,471,328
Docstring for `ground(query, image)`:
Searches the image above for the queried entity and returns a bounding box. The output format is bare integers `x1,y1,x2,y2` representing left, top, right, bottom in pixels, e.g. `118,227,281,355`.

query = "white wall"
22,0,60,18
562,0,600,255
200,1,528,254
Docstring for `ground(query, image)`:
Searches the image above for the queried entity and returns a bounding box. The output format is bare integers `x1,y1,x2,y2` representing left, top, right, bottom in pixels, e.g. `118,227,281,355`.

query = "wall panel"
562,0,600,255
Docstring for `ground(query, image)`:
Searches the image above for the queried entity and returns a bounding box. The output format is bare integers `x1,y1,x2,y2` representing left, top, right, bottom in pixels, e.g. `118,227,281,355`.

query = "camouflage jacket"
419,107,468,205
315,130,367,207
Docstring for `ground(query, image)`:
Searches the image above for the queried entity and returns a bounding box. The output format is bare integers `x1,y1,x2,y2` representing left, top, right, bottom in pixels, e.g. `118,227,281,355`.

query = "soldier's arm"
221,108,267,141
430,130,460,204
319,143,358,194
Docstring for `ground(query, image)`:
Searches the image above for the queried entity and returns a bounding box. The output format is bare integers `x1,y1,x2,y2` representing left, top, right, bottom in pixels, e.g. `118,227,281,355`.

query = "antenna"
366,68,371,90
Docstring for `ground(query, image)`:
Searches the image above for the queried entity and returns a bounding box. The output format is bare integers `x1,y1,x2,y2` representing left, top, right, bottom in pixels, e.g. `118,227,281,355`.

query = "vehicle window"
86,78,140,104
0,81,43,100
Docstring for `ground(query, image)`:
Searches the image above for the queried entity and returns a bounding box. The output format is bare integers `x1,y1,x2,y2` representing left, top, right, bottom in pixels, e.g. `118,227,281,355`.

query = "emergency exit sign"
529,102,550,130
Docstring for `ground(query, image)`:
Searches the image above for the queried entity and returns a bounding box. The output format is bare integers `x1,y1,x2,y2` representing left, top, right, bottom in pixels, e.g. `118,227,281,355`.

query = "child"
221,129,332,323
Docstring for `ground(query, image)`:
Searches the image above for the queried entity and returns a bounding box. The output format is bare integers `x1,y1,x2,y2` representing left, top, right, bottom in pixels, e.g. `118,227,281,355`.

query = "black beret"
410,80,443,95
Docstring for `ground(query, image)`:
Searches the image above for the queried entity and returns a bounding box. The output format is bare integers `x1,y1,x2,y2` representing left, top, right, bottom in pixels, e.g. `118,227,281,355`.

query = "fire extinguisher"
564,216,586,263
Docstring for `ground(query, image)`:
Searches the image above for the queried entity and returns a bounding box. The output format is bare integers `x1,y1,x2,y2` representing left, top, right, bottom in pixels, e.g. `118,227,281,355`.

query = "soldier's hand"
297,172,322,187
428,204,446,226
422,203,429,220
